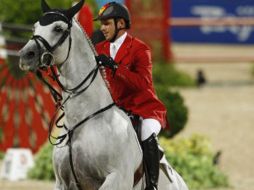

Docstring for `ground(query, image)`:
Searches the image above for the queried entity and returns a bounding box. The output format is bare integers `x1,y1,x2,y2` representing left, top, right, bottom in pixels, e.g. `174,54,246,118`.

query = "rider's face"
100,19,116,41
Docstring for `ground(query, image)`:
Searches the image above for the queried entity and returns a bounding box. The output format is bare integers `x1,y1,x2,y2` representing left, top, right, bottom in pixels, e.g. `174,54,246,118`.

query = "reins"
49,63,100,97
36,62,112,146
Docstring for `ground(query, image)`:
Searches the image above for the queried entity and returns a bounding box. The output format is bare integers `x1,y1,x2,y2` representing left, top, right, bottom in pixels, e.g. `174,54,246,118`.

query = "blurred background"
0,0,254,190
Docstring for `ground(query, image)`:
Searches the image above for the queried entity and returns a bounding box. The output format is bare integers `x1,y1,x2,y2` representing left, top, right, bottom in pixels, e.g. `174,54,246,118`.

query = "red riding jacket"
95,34,167,128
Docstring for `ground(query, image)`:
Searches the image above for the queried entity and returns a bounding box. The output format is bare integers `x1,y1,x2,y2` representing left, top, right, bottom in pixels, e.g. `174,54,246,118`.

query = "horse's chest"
53,136,109,179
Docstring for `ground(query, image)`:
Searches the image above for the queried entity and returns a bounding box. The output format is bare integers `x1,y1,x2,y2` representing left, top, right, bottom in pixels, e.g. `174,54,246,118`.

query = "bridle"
32,11,115,190
32,11,72,69
32,11,105,102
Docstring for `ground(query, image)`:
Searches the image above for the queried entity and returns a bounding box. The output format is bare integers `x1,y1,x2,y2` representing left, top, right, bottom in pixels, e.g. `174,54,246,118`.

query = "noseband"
32,12,72,69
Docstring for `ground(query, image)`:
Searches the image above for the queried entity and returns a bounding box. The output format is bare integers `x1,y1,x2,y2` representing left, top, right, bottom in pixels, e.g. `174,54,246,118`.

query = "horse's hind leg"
171,169,189,190
158,168,189,190
99,171,133,190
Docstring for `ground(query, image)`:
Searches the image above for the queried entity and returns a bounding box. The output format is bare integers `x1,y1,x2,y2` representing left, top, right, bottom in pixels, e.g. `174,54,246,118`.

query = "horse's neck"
58,21,113,111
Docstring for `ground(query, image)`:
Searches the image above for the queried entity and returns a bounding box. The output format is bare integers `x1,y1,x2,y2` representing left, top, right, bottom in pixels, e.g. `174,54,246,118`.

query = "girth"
134,162,144,187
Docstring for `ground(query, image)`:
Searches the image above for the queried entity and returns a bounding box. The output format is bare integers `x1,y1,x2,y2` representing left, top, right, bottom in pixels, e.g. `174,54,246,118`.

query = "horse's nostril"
26,51,35,59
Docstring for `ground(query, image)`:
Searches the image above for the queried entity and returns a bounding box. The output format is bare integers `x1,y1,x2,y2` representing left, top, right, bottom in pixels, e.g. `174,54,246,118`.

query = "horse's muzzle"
19,41,40,71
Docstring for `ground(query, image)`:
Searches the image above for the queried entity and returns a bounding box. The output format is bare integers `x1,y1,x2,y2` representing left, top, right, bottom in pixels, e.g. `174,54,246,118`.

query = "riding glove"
95,54,118,72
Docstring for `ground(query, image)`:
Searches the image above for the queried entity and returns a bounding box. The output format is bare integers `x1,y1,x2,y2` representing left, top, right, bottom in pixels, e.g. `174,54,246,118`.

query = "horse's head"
19,0,85,71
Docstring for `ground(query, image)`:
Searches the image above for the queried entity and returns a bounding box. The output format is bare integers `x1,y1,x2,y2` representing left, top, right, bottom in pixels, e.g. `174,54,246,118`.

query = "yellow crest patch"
98,3,110,16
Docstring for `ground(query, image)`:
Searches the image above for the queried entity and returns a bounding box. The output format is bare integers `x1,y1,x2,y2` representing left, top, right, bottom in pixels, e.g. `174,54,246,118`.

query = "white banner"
0,148,34,181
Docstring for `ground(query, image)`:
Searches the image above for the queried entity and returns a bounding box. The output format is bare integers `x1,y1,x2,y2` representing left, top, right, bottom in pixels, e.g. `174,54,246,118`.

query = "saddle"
129,114,142,142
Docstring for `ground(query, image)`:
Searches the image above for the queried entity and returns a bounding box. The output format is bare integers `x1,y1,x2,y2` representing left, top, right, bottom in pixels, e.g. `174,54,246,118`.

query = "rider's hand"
95,54,118,72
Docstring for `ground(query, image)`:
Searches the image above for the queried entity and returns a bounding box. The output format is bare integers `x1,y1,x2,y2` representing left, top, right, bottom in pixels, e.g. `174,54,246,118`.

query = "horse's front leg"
54,182,61,190
53,169,69,190
53,147,69,190
53,177,66,190
99,170,133,190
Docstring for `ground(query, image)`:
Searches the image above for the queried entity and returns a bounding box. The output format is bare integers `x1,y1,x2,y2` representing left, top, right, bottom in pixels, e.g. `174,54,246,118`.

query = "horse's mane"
73,19,110,90
73,18,97,56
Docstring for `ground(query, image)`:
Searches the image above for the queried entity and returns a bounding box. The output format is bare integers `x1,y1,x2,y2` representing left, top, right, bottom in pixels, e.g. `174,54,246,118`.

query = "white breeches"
141,118,161,141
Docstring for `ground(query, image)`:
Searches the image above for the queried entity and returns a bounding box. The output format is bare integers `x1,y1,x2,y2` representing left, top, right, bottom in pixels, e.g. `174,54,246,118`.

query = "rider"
94,2,167,190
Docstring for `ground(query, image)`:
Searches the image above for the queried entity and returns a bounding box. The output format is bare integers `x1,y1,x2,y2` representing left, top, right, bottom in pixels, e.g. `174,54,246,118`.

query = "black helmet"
94,2,131,29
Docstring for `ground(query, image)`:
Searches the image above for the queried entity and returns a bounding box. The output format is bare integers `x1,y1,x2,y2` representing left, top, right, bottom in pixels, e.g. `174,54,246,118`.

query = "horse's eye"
54,26,63,33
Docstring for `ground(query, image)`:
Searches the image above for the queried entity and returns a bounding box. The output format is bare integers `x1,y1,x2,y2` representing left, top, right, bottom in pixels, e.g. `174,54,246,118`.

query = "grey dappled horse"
19,0,188,190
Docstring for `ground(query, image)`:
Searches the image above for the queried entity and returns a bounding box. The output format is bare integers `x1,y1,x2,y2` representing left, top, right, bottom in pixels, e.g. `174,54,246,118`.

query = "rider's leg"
141,119,161,190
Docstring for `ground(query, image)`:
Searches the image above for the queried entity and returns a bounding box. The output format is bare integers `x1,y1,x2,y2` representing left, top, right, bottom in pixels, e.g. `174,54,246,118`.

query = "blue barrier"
95,0,124,8
171,0,254,44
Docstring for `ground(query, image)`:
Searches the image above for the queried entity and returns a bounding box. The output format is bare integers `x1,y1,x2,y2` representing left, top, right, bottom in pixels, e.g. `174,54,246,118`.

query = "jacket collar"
102,34,133,63
110,32,127,55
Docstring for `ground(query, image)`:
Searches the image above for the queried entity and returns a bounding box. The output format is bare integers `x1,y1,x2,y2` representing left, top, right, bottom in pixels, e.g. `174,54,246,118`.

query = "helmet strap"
110,18,126,43
110,18,119,43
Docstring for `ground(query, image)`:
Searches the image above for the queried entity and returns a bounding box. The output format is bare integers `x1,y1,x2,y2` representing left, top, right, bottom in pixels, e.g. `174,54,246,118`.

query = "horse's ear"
66,0,85,19
41,0,51,13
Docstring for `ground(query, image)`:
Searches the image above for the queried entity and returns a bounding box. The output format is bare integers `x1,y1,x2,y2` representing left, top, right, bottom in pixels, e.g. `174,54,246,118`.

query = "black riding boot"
142,133,160,190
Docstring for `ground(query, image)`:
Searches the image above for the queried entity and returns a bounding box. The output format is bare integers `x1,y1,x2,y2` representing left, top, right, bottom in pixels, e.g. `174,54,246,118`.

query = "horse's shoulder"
108,107,130,124
103,107,131,130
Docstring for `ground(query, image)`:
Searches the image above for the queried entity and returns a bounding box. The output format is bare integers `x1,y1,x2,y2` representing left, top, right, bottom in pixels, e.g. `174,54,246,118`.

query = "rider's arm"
114,46,153,90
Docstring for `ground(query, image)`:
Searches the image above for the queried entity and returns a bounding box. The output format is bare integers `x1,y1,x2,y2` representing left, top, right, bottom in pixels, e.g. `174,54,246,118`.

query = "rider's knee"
141,119,161,141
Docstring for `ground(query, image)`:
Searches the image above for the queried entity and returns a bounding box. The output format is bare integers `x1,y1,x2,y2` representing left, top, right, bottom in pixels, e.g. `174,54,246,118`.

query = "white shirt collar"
110,32,127,59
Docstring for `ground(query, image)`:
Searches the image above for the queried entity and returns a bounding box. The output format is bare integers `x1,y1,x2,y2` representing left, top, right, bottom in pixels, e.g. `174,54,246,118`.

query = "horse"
19,0,189,190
